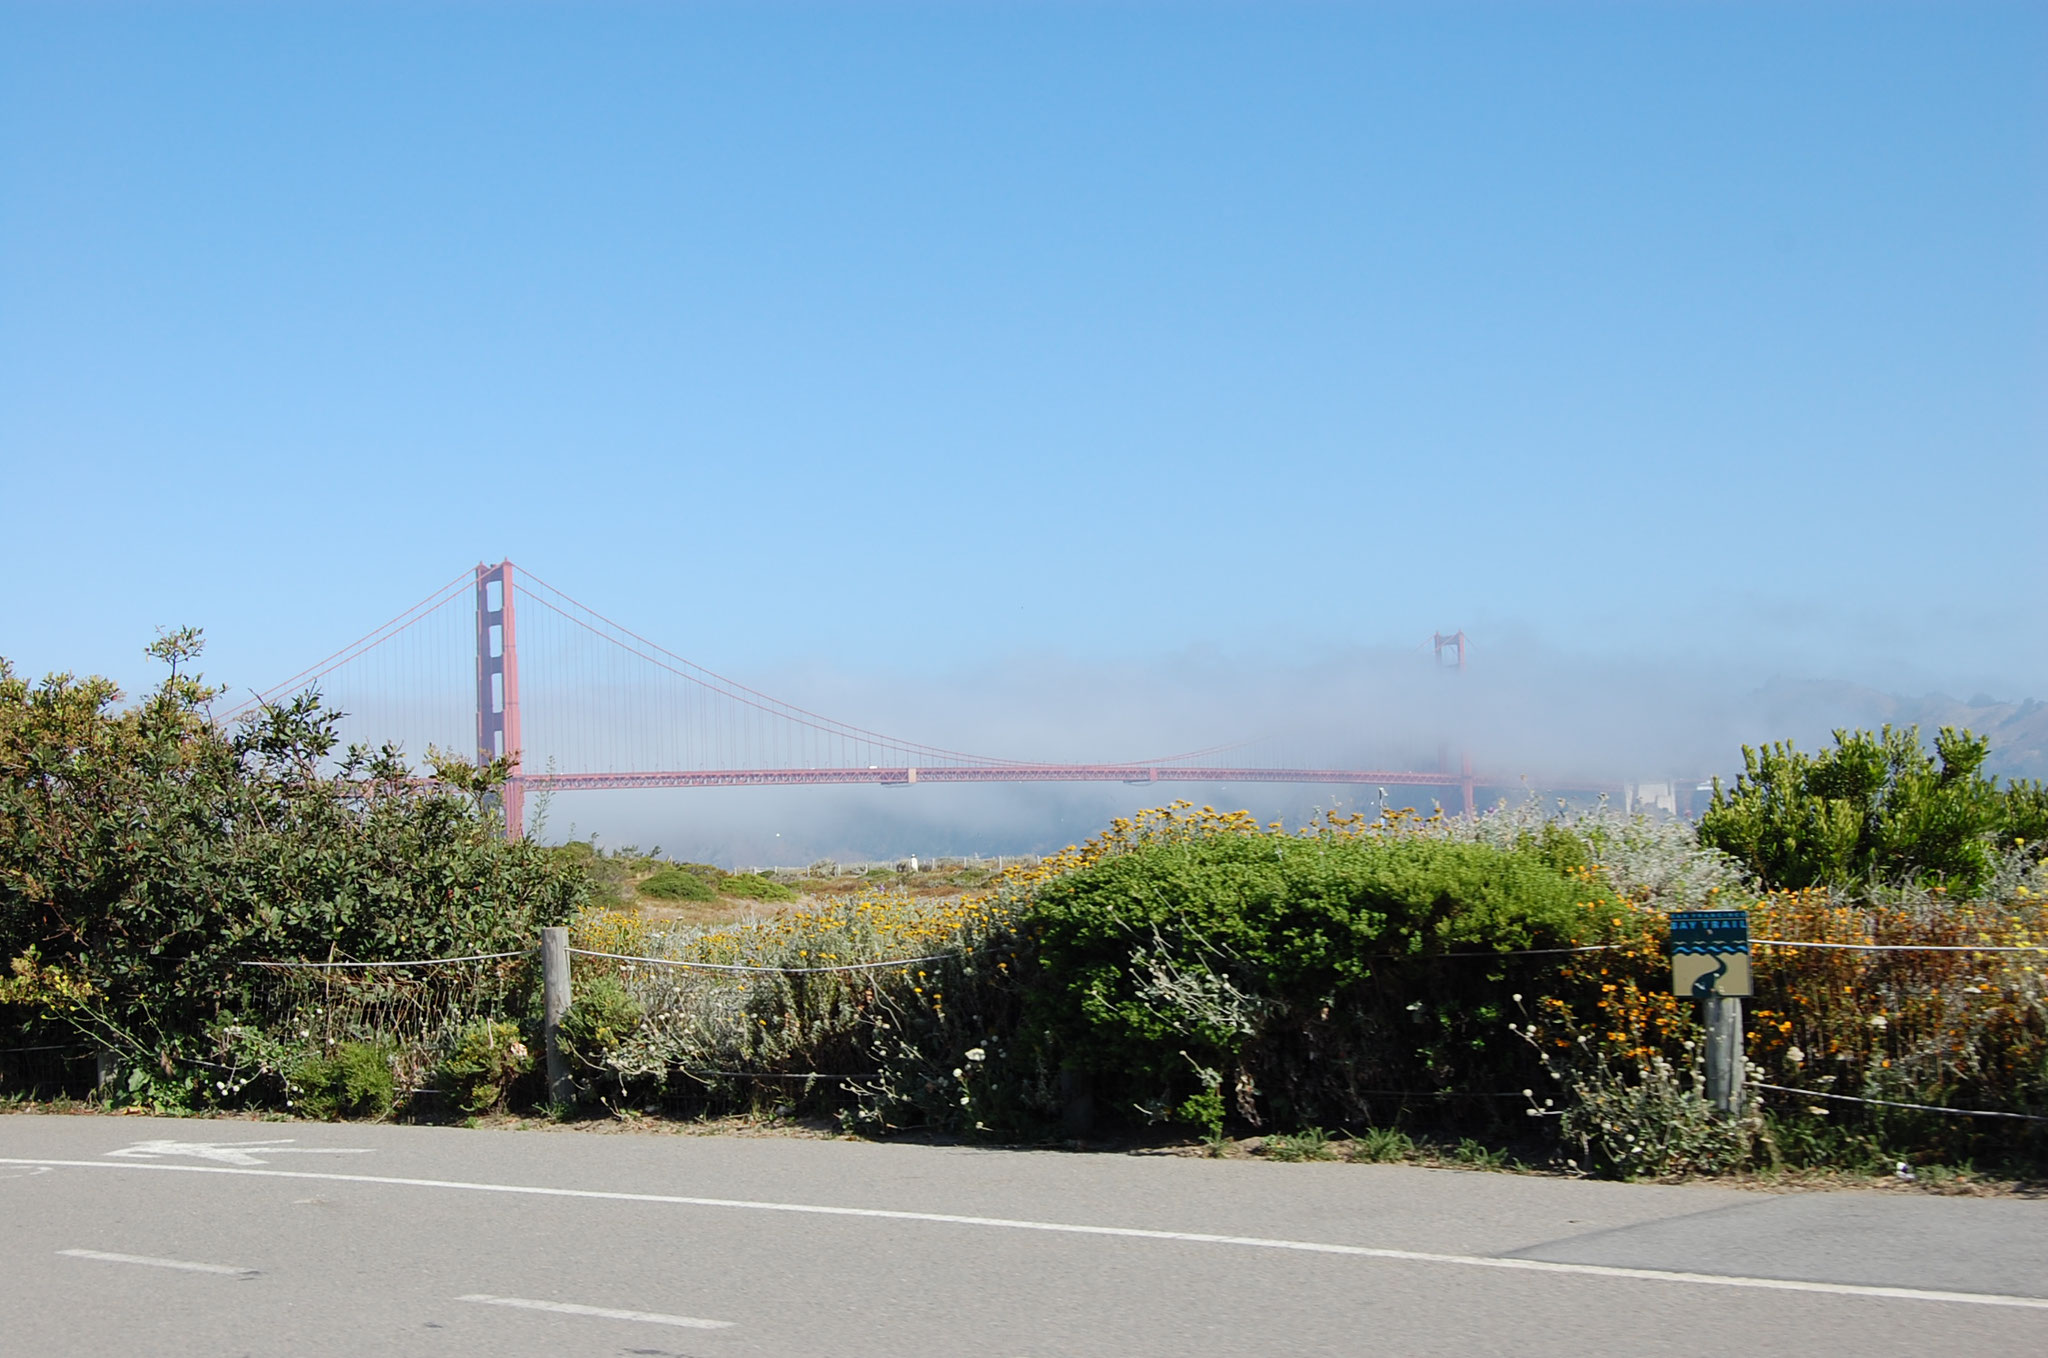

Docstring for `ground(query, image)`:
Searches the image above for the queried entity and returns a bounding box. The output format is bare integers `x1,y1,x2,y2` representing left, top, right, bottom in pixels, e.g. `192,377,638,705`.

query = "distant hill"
1740,680,2048,782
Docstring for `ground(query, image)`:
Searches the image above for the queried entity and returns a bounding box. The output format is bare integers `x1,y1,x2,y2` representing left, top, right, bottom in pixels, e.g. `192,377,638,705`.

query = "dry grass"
628,897,807,929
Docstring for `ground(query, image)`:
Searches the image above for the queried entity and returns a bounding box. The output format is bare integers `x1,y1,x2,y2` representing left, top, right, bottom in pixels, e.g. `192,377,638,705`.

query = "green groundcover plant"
639,867,716,902
435,1019,535,1115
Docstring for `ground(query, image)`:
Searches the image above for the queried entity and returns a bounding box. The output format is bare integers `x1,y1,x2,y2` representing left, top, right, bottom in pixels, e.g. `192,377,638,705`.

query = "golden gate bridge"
234,560,1537,839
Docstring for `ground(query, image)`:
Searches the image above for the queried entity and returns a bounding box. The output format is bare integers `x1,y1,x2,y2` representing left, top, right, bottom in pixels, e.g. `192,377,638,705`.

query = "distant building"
1623,781,1677,816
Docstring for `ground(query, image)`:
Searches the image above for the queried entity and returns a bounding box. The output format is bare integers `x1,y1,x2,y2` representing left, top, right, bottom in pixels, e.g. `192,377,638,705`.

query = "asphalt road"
1,1113,2043,1357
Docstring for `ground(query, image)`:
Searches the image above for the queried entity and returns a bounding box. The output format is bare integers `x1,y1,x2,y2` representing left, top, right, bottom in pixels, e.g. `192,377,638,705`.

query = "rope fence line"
1370,945,1624,959
663,1078,1535,1097
28,926,2048,1129
1751,1083,2048,1124
673,1069,876,1082
227,936,2046,974
566,947,967,975
1752,939,2048,954
212,933,2048,1128
1354,1088,1529,1099
238,951,535,970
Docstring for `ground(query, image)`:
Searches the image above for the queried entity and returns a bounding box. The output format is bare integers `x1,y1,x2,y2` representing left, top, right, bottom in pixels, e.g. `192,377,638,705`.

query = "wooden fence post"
1703,994,1744,1115
541,926,572,1106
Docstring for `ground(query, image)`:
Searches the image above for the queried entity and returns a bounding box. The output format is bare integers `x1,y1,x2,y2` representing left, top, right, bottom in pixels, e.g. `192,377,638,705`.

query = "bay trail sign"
1669,910,1752,999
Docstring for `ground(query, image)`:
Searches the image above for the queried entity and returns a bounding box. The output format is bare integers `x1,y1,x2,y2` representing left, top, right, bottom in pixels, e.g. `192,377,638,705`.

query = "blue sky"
3,2,2045,827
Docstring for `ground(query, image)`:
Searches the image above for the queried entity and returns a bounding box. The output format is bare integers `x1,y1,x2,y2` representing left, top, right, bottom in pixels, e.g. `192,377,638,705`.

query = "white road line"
458,1294,733,1328
58,1248,256,1277
7,1157,2047,1312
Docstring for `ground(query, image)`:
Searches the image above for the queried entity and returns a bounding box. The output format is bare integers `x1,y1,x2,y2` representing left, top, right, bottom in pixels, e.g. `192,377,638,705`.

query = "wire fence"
1752,939,2048,953
1750,1083,2048,1124
240,954,537,1092
41,923,2027,1132
238,951,536,970
0,1043,98,1099
565,947,966,975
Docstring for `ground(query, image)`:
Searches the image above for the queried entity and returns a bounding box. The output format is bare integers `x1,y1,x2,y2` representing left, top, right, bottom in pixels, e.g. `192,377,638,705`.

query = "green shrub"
559,975,644,1069
1020,827,1625,1132
640,867,715,902
721,873,797,902
294,1041,397,1120
435,1020,534,1115
1699,725,2048,894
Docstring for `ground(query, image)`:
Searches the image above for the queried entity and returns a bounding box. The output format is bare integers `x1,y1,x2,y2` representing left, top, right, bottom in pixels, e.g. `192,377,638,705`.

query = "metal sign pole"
1703,993,1744,1115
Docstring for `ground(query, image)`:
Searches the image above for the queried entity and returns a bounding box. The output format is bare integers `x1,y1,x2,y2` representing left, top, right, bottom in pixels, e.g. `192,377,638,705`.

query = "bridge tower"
475,560,524,840
1432,630,1475,817
1431,630,1467,673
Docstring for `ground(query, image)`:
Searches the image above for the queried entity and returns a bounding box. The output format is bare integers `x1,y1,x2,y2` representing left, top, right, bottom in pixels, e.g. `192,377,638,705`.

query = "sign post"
1670,910,1750,1115
541,926,572,1107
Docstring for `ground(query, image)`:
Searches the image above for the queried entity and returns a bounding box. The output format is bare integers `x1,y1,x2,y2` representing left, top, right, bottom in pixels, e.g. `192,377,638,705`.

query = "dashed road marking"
458,1294,733,1328
59,1248,256,1277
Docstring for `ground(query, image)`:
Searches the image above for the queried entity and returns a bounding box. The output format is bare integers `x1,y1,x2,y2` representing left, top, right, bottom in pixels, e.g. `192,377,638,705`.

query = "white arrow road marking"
459,1295,733,1329
105,1140,373,1167
60,1249,256,1277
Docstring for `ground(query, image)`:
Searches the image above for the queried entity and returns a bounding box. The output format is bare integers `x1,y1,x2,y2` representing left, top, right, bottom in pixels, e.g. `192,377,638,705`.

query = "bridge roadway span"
527,765,1534,791
0,1115,2041,1357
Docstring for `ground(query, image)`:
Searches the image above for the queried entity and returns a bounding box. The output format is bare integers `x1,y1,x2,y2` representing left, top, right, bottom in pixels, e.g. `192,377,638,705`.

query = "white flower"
1869,1015,1888,1029
1786,1046,1805,1065
965,1047,986,1062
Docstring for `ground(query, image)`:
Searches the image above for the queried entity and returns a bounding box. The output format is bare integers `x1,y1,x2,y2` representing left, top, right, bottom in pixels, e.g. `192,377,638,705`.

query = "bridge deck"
522,766,1593,792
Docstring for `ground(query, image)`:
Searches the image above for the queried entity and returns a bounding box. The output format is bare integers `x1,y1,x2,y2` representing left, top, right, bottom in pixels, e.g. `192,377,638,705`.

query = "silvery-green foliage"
1440,795,1748,910
1516,1021,1758,1178
578,904,1034,1132
1985,843,2048,902
1129,929,1275,1044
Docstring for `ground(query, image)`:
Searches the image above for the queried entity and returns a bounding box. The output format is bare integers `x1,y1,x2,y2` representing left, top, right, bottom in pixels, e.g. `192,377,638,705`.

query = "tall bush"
1015,806,1629,1132
0,633,587,1075
1698,725,2048,894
